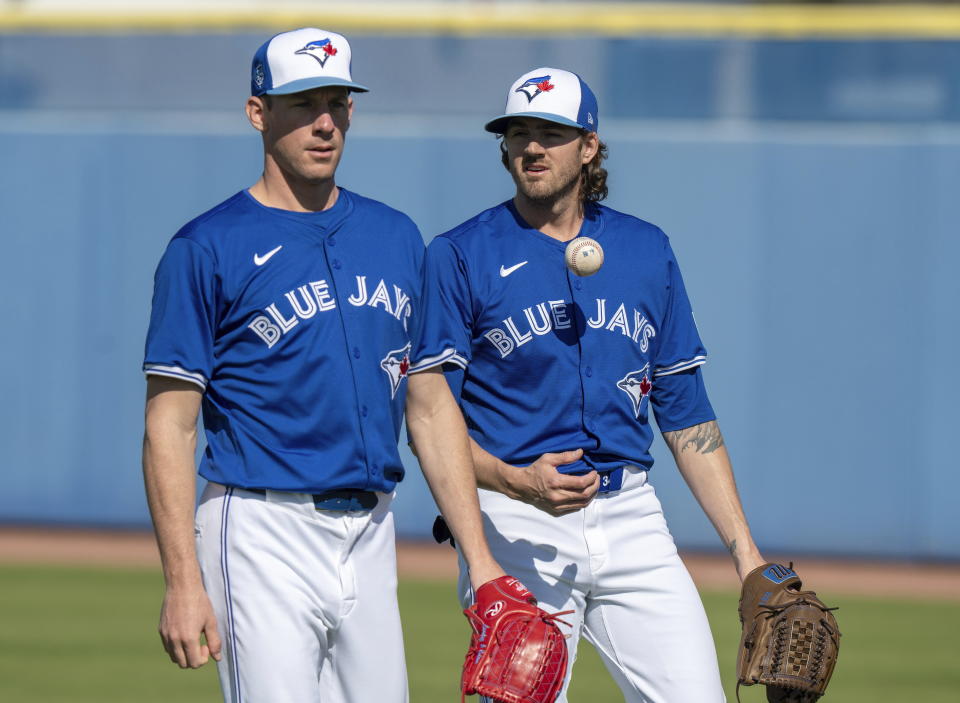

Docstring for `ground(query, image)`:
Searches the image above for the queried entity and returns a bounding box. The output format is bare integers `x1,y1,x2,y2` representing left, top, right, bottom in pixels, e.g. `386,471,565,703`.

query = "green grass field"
0,565,956,702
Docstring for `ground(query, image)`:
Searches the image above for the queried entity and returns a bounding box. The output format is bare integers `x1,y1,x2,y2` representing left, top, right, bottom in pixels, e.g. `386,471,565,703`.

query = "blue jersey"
411,200,714,478
144,188,423,493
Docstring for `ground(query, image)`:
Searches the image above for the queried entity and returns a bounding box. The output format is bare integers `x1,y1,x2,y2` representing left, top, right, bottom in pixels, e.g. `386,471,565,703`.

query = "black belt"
246,488,378,512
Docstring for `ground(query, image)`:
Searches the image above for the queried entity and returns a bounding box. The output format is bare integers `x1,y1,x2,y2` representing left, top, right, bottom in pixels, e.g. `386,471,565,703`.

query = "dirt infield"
0,527,957,600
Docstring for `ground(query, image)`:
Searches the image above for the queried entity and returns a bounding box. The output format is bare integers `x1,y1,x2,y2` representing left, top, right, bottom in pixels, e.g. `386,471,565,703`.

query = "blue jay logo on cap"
515,75,555,103
253,63,265,90
295,38,338,67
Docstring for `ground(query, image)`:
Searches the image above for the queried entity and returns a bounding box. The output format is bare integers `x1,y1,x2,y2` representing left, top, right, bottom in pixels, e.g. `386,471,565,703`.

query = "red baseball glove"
461,576,572,703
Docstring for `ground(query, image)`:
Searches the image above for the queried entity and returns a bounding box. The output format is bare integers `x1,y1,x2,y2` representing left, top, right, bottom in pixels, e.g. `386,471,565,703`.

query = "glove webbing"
462,608,574,703
736,578,840,703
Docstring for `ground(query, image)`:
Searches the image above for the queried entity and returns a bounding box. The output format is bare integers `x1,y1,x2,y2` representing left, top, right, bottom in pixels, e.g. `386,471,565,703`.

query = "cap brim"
484,111,586,134
266,76,370,95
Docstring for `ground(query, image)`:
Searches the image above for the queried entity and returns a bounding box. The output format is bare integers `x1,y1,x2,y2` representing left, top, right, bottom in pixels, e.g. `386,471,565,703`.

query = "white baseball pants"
461,469,725,703
196,483,408,703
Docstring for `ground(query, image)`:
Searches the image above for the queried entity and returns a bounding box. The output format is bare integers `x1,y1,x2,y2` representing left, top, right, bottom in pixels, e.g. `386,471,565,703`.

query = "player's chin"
296,161,339,183
514,171,543,188
520,177,552,196
518,181,560,203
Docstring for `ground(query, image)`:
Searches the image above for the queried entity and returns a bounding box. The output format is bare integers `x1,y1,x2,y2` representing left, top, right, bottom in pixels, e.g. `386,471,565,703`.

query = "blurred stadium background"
1,0,958,561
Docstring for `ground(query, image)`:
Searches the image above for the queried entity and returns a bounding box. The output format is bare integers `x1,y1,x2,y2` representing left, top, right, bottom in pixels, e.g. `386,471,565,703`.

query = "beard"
511,160,582,206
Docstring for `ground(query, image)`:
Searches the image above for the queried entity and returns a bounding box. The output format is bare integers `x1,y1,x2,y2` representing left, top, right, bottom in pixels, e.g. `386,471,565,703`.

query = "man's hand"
158,583,222,669
510,449,599,516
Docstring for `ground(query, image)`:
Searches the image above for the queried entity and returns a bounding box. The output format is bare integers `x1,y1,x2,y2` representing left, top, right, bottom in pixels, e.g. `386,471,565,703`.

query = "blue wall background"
1,32,957,559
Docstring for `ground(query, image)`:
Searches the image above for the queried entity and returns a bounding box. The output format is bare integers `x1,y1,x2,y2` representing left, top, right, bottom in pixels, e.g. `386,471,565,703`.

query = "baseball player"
410,68,767,702
141,28,504,703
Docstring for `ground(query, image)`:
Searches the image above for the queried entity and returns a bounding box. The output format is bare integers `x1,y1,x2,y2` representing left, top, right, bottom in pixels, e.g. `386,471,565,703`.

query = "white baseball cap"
251,27,369,96
485,67,598,134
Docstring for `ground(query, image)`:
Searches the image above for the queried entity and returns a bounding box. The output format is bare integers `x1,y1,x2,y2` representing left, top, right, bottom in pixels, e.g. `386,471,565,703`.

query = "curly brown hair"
500,134,609,203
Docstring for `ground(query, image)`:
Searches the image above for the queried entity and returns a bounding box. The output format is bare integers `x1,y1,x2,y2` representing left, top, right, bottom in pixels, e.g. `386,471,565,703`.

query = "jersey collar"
241,186,355,234
505,199,604,250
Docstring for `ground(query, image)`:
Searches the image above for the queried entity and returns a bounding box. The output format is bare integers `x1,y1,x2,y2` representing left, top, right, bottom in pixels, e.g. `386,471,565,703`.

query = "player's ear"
580,131,599,165
246,96,268,133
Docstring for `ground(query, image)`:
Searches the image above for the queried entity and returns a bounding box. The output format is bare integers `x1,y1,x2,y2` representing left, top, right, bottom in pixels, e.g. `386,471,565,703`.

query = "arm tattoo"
728,539,738,557
663,420,725,455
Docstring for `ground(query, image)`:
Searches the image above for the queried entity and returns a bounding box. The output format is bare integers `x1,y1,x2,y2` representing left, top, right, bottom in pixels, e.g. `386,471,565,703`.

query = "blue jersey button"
361,405,368,417
574,280,583,290
332,259,342,270
328,237,336,246
353,347,361,359
585,367,593,378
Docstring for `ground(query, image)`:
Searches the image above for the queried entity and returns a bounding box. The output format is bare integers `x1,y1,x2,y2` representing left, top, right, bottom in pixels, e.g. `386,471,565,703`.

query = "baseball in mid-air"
564,236,604,277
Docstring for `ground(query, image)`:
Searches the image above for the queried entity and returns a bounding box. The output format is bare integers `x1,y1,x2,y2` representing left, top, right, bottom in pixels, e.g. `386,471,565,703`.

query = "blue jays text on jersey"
144,188,423,493
247,273,413,349
411,200,715,479
480,297,658,359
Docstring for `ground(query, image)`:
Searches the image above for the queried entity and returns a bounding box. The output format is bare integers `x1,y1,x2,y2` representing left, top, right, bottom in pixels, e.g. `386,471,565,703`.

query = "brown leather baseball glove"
461,576,572,703
737,563,840,702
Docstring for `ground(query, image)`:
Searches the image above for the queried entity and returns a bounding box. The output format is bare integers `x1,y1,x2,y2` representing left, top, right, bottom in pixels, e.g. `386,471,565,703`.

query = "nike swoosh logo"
499,261,528,277
254,245,283,266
